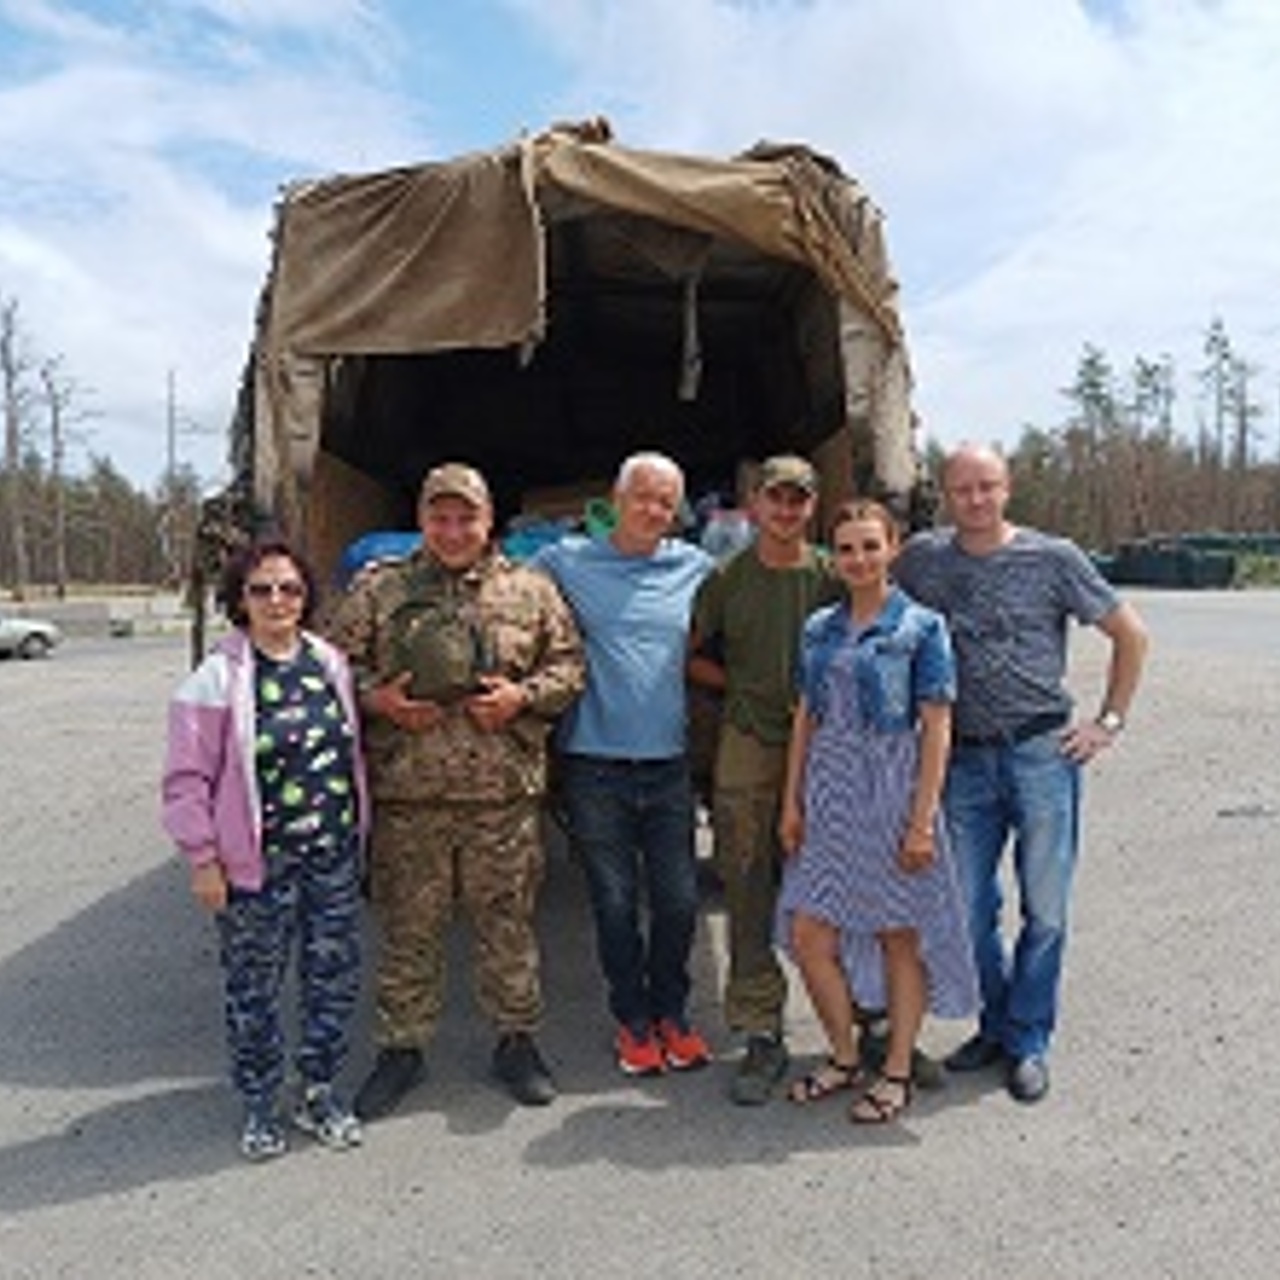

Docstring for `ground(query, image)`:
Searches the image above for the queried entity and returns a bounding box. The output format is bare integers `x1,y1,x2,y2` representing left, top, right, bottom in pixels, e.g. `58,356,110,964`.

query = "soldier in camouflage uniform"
327,463,585,1117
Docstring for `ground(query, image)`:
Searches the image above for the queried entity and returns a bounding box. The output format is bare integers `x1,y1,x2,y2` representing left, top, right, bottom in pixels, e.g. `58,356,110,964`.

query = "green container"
584,497,617,539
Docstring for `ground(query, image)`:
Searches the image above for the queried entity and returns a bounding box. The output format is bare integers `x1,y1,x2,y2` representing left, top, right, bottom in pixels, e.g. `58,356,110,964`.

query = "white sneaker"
293,1083,362,1151
240,1102,287,1161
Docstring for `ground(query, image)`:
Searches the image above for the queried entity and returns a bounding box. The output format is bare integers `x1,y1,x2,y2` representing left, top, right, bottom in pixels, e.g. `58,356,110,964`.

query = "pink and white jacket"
161,628,369,891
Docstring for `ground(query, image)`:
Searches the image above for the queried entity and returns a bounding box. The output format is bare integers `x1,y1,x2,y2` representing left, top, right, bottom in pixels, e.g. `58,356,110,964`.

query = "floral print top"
253,640,358,852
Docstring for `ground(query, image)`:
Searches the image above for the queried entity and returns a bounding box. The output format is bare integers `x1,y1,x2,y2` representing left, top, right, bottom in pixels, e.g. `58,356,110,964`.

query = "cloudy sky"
2,0,1277,490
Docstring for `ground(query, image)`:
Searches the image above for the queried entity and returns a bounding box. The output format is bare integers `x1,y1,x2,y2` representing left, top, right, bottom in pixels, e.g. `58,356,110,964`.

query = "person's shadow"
0,820,985,1214
0,856,238,1211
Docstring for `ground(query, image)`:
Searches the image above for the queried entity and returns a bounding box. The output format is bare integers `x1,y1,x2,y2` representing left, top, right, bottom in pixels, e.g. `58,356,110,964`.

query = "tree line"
2,288,1276,595
1,294,201,597
960,318,1280,550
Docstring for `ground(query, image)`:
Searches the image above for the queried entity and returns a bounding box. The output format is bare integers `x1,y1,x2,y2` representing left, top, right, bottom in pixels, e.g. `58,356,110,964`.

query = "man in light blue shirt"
536,452,714,1077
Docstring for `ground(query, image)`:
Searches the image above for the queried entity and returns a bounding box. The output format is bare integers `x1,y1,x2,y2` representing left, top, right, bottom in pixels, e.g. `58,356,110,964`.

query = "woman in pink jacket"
162,537,369,1161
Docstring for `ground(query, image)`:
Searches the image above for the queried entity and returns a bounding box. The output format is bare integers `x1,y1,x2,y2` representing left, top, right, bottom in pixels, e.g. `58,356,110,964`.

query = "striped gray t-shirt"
894,527,1118,740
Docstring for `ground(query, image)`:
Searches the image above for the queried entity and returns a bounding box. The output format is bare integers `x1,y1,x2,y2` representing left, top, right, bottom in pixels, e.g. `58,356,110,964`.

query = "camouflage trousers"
369,797,545,1048
216,832,362,1108
713,723,789,1036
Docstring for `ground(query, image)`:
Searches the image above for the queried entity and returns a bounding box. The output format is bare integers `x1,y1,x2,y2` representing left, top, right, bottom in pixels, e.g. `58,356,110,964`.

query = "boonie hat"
758,455,817,494
420,462,491,508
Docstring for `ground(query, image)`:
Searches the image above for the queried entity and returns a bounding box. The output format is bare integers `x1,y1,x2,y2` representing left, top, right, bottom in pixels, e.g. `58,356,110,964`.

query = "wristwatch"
1096,709,1125,735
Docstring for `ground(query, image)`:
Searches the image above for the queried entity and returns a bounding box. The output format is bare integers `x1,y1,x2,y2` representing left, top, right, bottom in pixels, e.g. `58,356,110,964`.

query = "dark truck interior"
310,197,860,553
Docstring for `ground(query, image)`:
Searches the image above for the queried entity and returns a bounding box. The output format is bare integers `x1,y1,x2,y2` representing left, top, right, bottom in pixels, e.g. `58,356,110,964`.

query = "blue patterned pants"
216,834,362,1107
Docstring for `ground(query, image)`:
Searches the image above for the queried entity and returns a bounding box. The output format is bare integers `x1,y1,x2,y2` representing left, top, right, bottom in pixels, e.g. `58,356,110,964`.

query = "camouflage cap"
757,455,817,495
419,462,491,508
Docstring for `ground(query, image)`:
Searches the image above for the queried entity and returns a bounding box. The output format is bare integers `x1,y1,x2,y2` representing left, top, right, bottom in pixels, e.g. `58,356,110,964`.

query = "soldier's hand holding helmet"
366,670,448,733
465,675,529,733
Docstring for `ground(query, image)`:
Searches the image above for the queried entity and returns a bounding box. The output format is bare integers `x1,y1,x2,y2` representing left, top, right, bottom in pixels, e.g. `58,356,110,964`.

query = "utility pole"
39,361,72,598
159,369,215,590
166,367,177,485
159,368,185,586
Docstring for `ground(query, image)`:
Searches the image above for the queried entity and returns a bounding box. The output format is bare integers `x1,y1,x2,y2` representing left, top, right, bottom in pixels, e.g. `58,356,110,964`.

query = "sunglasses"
245,580,306,600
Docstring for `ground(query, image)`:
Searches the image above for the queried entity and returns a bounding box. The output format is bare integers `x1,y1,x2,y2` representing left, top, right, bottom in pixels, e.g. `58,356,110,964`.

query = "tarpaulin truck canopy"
217,118,919,584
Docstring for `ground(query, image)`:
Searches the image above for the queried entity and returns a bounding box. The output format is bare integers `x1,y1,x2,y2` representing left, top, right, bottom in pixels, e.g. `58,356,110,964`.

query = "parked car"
0,609,62,658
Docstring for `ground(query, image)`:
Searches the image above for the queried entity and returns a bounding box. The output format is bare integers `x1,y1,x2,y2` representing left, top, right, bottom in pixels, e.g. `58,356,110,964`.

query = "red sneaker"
656,1019,711,1071
615,1024,665,1076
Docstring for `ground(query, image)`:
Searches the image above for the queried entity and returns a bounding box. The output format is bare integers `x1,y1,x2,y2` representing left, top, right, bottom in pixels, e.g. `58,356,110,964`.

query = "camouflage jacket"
326,546,585,803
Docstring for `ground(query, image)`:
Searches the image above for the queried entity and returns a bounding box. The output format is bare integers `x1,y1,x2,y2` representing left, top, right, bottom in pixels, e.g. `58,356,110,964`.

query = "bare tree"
995,320,1270,552
37,357,92,598
1198,317,1234,513
1128,354,1176,534
1223,355,1267,529
1,295,35,598
1061,344,1126,547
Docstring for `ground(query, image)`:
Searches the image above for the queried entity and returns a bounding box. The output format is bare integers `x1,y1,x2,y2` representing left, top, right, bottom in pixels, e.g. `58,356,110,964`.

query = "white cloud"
0,0,427,485
177,0,379,27
911,0,1280,441
0,0,128,48
3,0,1279,487
514,0,1280,443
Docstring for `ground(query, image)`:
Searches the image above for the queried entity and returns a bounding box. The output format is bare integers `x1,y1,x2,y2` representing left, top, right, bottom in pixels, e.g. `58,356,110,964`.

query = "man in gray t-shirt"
895,443,1148,1104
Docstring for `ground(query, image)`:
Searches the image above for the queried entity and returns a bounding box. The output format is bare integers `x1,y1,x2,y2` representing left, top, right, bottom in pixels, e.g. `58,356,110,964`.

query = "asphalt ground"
1,590,1277,1279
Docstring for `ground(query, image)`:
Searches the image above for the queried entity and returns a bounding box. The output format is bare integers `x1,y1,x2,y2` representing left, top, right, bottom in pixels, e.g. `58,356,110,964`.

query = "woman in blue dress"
777,500,977,1123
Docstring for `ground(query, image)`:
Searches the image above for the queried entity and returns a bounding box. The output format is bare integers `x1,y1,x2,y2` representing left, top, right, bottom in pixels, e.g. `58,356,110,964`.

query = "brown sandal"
849,1073,913,1124
787,1057,864,1104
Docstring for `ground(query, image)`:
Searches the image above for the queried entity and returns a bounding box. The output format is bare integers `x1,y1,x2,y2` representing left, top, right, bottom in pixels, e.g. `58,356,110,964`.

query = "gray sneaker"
294,1083,363,1150
729,1034,789,1106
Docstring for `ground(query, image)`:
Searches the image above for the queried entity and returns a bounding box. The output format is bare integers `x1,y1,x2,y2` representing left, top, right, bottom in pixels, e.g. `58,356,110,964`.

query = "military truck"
196,117,922,635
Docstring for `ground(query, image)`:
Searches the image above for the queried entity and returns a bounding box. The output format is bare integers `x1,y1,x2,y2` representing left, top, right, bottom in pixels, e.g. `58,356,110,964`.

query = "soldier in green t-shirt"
689,456,840,1105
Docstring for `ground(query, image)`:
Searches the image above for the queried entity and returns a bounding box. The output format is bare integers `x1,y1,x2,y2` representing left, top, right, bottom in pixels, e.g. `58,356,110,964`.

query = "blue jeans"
560,755,699,1031
943,731,1080,1061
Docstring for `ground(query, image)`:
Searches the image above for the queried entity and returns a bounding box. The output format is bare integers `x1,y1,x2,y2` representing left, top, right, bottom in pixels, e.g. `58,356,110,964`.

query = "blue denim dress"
777,592,978,1018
